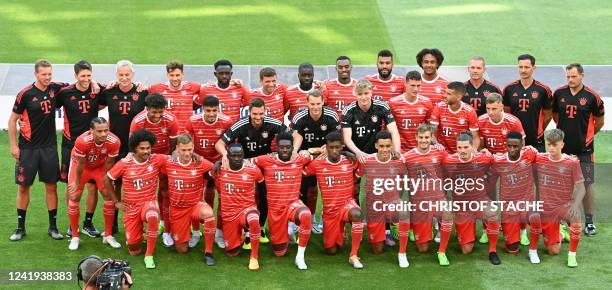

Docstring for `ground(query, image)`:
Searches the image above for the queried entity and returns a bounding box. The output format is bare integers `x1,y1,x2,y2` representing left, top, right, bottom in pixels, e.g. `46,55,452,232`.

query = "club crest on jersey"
197,130,203,135
113,95,118,100
501,128,508,135
579,98,587,106
161,127,167,134
181,90,187,95
70,95,76,100
341,165,348,171
101,148,107,154
483,90,491,97
559,166,567,174
371,115,378,123
261,131,269,138
333,90,339,95
242,174,248,181
231,92,238,99
132,94,139,101
275,95,281,101
147,165,153,172
390,85,397,92
191,169,197,176
531,91,538,99
320,124,327,131
458,118,465,125
432,157,438,163
216,129,223,135
418,107,424,114
435,86,442,93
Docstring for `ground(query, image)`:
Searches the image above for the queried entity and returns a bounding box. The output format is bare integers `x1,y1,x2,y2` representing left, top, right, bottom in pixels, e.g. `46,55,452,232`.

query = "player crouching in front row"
102,129,164,269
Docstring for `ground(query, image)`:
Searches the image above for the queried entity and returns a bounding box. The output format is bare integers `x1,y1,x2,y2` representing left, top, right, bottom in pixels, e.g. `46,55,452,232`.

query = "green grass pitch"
1,1,611,289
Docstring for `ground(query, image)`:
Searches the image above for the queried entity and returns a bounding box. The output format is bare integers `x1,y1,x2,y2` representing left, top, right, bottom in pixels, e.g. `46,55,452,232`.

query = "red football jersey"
362,154,406,203
388,94,434,152
196,82,250,122
284,83,322,121
491,148,537,202
420,75,449,106
253,154,311,212
107,154,166,205
148,81,200,132
535,153,583,211
72,131,121,169
431,102,479,153
478,113,525,154
443,152,492,201
185,113,233,163
403,146,449,201
129,110,180,154
364,74,406,102
162,158,214,208
214,162,264,222
303,156,362,218
322,78,357,119
247,84,288,123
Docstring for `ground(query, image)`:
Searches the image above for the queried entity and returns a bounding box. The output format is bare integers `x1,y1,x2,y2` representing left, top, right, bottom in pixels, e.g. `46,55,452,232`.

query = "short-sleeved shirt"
107,154,166,206
253,155,311,212
443,152,492,201
341,99,395,154
13,82,67,148
129,110,180,154
534,153,583,211
71,131,120,169
478,113,525,154
99,85,148,153
502,80,552,146
388,94,434,152
284,83,322,121
196,82,251,122
490,148,537,202
403,146,449,201
148,81,200,132
221,116,287,158
420,75,449,106
462,80,502,116
186,113,233,162
162,158,214,208
291,107,340,150
56,84,103,144
430,102,479,153
322,78,357,119
364,74,405,102
247,84,288,123
303,156,362,218
214,163,264,221
552,85,605,155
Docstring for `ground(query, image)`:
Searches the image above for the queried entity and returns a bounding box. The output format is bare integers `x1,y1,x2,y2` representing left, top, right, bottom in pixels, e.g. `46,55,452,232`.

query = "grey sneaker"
9,229,26,241
48,228,64,240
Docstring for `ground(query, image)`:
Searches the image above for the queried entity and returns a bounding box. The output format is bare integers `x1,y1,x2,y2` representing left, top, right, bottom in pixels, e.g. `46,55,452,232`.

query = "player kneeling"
103,129,165,269
162,134,217,265
533,129,585,267
213,144,264,270
363,131,411,268
304,132,365,269
252,132,313,269
404,124,453,266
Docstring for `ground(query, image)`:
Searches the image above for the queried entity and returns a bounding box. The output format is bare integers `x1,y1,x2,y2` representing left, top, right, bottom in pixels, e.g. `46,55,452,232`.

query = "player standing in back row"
553,63,604,236
416,48,449,105
323,56,357,119
365,49,405,102
463,56,501,116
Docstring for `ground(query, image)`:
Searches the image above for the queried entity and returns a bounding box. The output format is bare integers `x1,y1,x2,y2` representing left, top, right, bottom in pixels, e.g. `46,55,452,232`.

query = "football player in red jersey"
103,129,165,269
66,118,120,251
129,93,180,247
553,63,605,236
416,48,449,105
489,132,542,263
478,93,525,154
148,60,200,132
285,63,324,121
212,144,264,270
186,95,232,249
304,131,365,269
365,49,405,102
444,133,501,265
362,131,411,268
323,56,357,119
252,132,313,270
404,124,453,266
247,67,287,123
162,134,216,266
534,129,585,267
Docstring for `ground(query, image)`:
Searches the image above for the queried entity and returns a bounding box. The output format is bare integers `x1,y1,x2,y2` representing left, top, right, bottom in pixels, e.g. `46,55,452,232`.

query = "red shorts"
455,210,490,246
410,197,446,244
322,199,359,249
222,206,259,251
268,200,307,245
170,202,210,244
67,162,105,195
367,222,385,244
123,200,159,245
542,206,570,247
501,212,529,245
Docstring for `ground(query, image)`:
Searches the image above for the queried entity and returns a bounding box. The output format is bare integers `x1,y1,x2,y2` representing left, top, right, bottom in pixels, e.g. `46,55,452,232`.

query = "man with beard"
365,49,405,102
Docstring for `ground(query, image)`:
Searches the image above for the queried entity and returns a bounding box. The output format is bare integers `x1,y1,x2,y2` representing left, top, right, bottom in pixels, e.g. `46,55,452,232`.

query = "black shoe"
204,253,216,266
9,229,26,241
48,228,64,240
83,224,102,238
584,223,596,236
489,252,501,265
